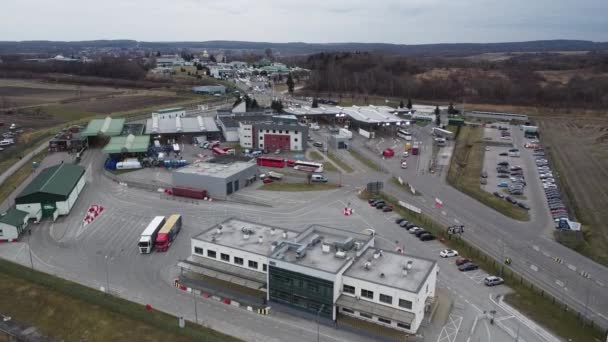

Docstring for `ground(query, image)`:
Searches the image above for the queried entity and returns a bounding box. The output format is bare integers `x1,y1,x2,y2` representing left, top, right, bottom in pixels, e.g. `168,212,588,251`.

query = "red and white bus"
293,160,324,173
256,156,286,168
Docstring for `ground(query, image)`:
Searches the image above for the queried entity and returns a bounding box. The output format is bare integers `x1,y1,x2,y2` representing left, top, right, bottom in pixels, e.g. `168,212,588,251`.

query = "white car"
440,249,459,258
409,227,422,234
401,161,408,169
402,151,409,158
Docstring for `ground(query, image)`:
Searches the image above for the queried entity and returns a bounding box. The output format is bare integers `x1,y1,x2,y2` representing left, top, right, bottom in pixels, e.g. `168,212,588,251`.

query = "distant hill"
1,39,607,56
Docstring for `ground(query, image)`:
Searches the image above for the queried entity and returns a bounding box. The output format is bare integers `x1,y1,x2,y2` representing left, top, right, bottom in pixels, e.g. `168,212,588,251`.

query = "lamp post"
104,255,111,295
317,304,325,342
27,228,34,270
193,289,198,324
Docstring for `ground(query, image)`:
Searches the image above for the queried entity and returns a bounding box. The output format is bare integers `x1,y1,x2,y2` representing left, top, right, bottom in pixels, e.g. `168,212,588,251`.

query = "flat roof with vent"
175,160,255,179
193,218,300,256
270,225,373,274
344,248,436,293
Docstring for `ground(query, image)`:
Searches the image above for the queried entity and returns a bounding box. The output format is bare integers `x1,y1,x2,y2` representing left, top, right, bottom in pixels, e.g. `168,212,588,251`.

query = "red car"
263,178,274,184
382,148,395,157
455,257,472,266
286,159,296,167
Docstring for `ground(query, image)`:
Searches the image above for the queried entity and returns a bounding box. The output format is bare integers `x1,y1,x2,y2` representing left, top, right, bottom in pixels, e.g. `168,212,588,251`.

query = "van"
311,174,328,183
251,150,262,157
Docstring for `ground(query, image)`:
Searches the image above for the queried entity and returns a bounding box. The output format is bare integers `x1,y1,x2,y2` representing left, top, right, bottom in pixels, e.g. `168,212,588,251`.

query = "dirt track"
537,117,608,264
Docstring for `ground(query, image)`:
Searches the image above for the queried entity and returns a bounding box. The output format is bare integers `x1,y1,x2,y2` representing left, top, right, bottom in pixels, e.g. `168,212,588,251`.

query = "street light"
316,304,325,342
27,228,34,270
193,289,198,324
104,255,112,295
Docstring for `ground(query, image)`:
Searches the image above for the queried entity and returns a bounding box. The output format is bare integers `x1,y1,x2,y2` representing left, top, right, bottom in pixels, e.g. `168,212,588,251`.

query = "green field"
0,259,238,342
446,125,529,221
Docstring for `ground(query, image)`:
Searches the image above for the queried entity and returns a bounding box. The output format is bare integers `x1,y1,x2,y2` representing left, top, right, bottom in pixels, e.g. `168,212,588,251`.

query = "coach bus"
293,160,324,173
397,129,412,141
256,156,286,168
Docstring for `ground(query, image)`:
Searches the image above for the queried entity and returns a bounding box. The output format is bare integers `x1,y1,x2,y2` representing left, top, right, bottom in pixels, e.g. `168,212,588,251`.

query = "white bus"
293,160,324,173
139,216,166,254
397,129,412,141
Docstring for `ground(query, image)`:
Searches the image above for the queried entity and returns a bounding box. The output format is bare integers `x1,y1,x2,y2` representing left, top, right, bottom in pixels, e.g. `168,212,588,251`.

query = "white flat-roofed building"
340,248,438,332
183,220,437,334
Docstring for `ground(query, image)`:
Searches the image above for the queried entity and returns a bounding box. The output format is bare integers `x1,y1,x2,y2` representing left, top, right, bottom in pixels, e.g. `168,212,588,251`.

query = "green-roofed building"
16,163,86,221
0,208,30,241
102,134,150,154
82,117,126,137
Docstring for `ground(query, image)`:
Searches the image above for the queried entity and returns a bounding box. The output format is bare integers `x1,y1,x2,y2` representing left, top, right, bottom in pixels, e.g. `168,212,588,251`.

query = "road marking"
542,251,550,257
596,280,605,287
454,219,460,224
532,245,540,252
437,314,463,342
530,265,538,272
567,264,577,272
555,280,564,287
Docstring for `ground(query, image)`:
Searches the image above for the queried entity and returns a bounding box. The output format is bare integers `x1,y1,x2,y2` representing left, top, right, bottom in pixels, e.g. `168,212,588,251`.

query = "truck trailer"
412,143,420,155
172,187,207,199
139,216,165,254
155,214,182,252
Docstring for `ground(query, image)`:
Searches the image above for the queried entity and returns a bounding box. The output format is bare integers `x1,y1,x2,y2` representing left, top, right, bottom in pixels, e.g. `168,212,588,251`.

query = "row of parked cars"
393,217,437,241
440,250,505,286
368,198,394,212
533,149,568,220
483,159,530,210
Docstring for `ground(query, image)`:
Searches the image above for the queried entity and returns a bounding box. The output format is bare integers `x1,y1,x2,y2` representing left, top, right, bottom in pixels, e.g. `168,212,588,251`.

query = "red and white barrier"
83,204,105,226
343,207,353,216
434,198,443,208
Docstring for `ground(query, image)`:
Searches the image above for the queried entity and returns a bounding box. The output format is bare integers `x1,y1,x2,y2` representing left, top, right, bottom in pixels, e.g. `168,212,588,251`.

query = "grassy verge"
0,150,48,203
323,162,338,172
309,150,324,161
260,182,340,192
446,125,529,221
360,190,605,342
327,151,354,173
0,259,238,342
349,150,385,173
390,177,421,196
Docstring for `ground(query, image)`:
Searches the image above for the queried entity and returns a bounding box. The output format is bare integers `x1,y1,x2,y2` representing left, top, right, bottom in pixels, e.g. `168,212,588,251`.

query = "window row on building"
342,284,412,310
340,307,411,331
194,246,268,272
260,129,298,134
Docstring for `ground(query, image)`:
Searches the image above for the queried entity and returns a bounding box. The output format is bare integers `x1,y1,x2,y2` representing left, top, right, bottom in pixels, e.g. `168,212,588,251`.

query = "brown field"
537,117,608,265
59,95,184,114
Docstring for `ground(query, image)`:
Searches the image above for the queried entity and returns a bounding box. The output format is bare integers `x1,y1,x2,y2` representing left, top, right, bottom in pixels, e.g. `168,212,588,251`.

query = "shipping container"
172,187,207,199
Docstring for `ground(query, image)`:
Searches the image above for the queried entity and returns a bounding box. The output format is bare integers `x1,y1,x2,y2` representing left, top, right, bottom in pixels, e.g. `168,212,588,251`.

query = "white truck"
138,216,166,254
339,128,352,139
309,123,320,131
268,171,284,180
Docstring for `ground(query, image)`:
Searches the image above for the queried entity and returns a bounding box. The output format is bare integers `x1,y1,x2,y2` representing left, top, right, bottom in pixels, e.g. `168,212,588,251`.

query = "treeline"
0,56,148,80
299,52,608,108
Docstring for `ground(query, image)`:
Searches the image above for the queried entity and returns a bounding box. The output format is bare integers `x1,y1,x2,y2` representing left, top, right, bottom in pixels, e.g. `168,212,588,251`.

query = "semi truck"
338,128,352,139
139,216,165,254
155,214,182,252
268,171,284,180
172,187,208,199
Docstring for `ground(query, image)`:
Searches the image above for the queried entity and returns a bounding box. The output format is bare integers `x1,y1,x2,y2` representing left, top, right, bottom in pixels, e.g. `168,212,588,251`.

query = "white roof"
145,116,219,134
284,105,406,125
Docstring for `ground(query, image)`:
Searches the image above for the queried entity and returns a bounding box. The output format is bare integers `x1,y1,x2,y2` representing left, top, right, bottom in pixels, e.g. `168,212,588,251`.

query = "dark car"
458,262,479,272
399,221,410,228
395,218,406,224
498,161,509,166
420,234,436,241
497,174,509,178
383,206,394,212
480,171,488,178
505,196,517,204
372,200,385,207
493,191,505,198
499,152,508,156
480,178,488,185
405,222,416,229
455,257,472,266
414,230,428,237
369,198,381,204
517,202,530,210
375,203,386,210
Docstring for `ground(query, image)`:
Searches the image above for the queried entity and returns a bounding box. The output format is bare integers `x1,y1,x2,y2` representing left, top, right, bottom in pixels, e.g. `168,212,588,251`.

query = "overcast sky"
1,0,606,43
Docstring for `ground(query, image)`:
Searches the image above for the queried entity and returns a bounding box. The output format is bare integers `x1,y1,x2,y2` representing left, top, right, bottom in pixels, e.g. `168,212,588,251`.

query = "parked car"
409,227,423,234
493,191,505,198
399,221,410,228
484,276,505,286
420,234,436,241
402,151,409,158
498,161,509,166
498,182,509,187
263,177,274,184
369,198,381,204
499,152,508,156
505,196,517,204
313,141,324,148
395,218,406,224
497,174,509,179
440,249,459,258
375,203,386,210
382,206,394,212
458,262,479,272
401,161,408,169
517,202,530,210
404,223,416,229
480,178,488,185
455,257,472,266
414,230,428,237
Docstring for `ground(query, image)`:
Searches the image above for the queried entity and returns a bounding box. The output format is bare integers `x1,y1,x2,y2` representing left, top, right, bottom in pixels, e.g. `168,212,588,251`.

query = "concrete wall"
239,123,254,149
16,203,41,220
0,222,19,241
191,239,269,274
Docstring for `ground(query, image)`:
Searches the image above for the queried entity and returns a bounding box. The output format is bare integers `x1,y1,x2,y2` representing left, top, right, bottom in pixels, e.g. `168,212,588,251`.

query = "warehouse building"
0,208,30,242
172,156,258,199
81,117,125,137
145,114,220,141
182,219,437,334
15,163,86,221
102,134,150,155
192,85,227,95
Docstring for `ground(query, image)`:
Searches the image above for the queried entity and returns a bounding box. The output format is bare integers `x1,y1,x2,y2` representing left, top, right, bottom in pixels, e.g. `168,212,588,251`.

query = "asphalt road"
317,123,608,330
